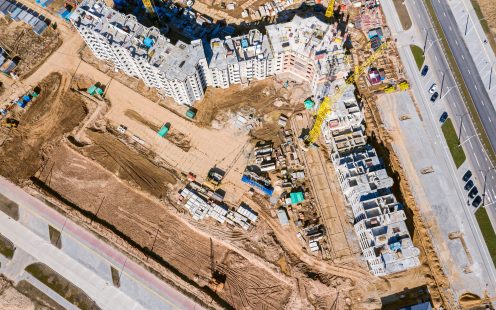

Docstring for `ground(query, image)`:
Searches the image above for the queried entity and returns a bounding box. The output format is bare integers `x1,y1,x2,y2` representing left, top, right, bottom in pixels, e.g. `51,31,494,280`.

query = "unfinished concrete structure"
331,145,420,276
70,0,349,105
321,87,366,153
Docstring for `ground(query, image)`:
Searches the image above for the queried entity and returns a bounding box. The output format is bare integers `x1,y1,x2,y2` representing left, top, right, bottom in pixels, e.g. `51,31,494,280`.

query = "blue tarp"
143,37,154,48
23,95,31,102
241,175,273,196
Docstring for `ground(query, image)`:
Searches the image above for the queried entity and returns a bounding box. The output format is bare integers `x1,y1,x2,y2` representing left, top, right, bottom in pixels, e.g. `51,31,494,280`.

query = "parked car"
464,180,474,191
469,186,479,199
462,170,472,182
472,196,482,207
430,92,439,102
429,83,437,94
421,65,429,76
440,112,448,123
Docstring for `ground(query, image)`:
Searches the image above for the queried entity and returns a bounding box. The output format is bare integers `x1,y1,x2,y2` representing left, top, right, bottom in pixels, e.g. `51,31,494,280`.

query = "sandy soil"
38,144,294,309
195,77,306,129
477,0,496,40
80,130,177,198
0,72,87,183
0,19,62,78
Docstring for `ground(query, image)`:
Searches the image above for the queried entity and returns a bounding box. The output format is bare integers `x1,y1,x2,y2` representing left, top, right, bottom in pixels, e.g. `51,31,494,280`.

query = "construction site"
0,0,491,309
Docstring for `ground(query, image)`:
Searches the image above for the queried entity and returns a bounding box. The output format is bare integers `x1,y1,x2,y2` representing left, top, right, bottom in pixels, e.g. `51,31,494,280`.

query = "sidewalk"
448,0,496,107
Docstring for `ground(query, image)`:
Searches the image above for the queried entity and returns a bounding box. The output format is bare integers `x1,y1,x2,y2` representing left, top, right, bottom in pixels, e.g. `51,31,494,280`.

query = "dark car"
430,92,439,102
469,187,479,199
462,170,472,182
421,65,429,76
472,196,482,207
464,180,474,191
440,112,448,123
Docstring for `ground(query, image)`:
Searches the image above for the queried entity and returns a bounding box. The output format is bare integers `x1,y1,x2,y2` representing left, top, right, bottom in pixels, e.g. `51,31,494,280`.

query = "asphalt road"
425,0,496,210
400,0,496,218
380,0,496,298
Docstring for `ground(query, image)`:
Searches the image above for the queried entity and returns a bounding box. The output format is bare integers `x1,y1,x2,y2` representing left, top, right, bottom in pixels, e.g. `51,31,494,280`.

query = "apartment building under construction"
70,0,349,105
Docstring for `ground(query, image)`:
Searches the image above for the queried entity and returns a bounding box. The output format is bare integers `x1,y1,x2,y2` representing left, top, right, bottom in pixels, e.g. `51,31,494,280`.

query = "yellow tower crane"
325,0,335,18
141,0,155,15
305,42,388,146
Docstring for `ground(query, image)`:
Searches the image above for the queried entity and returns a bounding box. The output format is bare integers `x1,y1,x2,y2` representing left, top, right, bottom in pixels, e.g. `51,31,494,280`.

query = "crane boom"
325,0,335,17
305,42,388,145
141,0,155,15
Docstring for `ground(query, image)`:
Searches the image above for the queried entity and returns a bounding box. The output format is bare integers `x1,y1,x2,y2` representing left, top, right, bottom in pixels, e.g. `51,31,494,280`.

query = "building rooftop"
265,15,344,76
209,29,273,70
70,0,206,81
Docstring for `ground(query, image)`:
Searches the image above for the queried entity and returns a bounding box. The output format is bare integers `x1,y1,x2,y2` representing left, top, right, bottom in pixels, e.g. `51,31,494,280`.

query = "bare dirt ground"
124,109,192,151
196,77,306,128
477,0,496,40
37,144,294,309
0,72,87,183
79,130,177,198
0,19,61,78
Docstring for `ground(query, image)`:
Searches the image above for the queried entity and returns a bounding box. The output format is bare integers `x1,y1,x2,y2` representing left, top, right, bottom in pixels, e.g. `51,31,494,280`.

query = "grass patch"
392,0,412,30
25,263,101,310
470,0,496,56
0,233,15,259
423,0,496,166
410,45,425,70
475,207,496,267
441,118,466,167
0,193,19,220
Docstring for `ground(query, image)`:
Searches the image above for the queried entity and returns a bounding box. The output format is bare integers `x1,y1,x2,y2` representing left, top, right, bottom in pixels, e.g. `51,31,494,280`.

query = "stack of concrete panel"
236,204,258,223
0,0,48,35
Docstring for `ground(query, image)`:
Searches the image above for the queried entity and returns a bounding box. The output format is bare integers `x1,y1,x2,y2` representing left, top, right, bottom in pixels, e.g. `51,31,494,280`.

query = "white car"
429,83,437,94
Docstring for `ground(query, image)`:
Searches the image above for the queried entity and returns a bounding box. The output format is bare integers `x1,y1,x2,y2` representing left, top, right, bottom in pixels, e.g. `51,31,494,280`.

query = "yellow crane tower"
305,42,388,146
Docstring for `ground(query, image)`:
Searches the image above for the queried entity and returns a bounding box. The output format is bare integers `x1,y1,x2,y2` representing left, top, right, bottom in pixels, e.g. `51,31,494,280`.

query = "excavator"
1,118,19,128
304,42,388,147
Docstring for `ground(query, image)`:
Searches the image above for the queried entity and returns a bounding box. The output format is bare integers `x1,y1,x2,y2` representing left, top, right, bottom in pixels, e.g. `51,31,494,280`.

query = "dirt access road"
291,114,359,260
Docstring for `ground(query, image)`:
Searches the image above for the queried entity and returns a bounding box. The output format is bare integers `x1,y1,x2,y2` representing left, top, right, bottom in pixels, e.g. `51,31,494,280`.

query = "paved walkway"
0,177,203,310
448,0,496,107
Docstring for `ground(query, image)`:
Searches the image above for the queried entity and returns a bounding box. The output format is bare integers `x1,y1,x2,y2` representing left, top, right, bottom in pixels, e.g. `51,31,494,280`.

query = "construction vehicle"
304,41,388,146
1,118,19,128
209,238,225,291
383,85,395,93
398,81,409,91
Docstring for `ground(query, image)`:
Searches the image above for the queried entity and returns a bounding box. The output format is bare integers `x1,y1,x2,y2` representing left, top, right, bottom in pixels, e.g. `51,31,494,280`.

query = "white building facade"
71,0,349,105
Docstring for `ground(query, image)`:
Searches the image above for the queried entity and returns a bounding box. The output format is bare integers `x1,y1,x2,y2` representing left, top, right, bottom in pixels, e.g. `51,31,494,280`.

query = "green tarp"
290,192,304,204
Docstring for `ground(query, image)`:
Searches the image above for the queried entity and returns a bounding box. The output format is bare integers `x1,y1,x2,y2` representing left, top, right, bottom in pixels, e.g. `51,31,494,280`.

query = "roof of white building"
71,0,206,81
265,15,344,75
209,29,273,70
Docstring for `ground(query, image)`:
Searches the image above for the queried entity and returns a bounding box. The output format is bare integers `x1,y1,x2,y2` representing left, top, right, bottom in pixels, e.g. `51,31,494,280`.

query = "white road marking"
475,85,478,90
455,40,458,46
444,12,446,17
461,54,464,60
482,101,485,106
475,154,481,166
468,70,471,75
450,26,453,31
489,117,493,123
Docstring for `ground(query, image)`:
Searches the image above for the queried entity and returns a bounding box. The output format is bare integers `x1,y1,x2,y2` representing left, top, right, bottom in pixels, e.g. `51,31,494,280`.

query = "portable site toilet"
304,98,314,110
158,123,170,137
186,108,196,119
